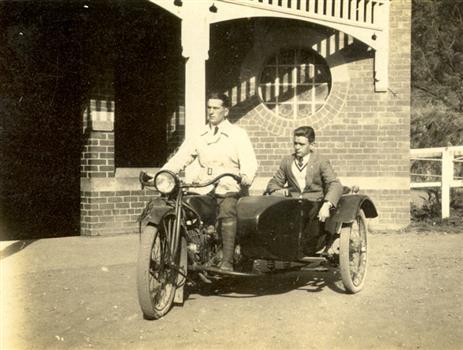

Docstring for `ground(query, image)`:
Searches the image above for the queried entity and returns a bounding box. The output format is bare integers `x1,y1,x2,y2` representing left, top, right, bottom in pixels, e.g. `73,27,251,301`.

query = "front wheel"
339,209,368,293
137,214,179,319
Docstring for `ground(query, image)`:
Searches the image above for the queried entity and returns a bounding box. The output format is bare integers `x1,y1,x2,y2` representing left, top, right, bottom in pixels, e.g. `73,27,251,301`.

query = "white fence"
410,146,463,218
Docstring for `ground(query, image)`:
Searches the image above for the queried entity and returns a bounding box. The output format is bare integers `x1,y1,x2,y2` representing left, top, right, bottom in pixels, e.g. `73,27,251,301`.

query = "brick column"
80,98,118,236
81,99,115,178
81,140,114,177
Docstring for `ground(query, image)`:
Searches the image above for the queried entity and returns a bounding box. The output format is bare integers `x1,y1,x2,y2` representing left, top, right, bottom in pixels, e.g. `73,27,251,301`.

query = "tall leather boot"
220,218,237,271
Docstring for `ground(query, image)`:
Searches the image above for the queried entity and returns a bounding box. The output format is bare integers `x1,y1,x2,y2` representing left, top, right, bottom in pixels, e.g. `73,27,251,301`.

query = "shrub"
411,188,463,224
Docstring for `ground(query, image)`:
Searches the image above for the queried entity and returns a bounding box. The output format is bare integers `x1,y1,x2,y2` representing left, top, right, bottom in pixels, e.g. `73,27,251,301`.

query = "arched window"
259,48,331,119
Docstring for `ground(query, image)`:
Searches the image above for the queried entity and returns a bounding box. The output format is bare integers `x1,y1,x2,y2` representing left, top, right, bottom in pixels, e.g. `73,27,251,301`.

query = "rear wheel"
339,209,368,293
137,213,179,319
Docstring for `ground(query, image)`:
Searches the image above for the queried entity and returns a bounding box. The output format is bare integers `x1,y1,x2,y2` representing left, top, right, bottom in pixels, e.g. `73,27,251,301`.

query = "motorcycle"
136,170,378,319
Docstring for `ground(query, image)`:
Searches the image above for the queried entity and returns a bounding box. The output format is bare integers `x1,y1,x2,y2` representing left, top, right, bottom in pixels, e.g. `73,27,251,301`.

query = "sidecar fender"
327,194,378,227
138,197,172,230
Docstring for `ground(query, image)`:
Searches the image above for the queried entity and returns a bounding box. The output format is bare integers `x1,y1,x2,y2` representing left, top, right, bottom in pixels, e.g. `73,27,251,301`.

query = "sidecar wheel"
339,209,368,294
137,219,179,319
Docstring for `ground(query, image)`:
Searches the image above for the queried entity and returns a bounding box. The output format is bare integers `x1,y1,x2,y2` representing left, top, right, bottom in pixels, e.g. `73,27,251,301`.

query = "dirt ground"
2,231,462,350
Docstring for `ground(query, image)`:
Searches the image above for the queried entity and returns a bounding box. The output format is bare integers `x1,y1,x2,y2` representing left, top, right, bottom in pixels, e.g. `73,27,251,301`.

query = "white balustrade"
230,0,388,30
410,146,463,219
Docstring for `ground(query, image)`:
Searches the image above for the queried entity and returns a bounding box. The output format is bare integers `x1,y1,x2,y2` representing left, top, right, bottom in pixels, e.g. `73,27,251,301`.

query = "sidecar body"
237,194,378,262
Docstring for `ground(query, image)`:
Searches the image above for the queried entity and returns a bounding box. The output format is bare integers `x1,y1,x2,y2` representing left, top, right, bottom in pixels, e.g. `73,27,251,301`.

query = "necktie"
295,157,305,171
213,126,218,135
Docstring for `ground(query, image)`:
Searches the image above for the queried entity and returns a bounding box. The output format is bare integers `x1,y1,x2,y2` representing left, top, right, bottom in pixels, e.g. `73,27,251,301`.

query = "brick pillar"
81,99,115,178
80,98,116,235
81,132,115,178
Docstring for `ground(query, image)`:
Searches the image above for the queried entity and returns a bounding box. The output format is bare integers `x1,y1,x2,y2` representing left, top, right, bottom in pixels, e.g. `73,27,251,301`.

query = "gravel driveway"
2,232,462,350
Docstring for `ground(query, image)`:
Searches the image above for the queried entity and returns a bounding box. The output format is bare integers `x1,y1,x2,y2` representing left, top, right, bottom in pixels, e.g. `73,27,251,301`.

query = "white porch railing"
221,0,389,30
410,146,463,219
216,0,390,91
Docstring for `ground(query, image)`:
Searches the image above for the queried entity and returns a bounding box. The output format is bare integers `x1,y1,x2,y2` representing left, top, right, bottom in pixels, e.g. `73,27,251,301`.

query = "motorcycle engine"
185,223,218,265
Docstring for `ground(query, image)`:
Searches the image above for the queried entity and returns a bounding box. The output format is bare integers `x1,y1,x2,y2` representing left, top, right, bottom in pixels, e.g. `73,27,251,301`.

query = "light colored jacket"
163,119,258,195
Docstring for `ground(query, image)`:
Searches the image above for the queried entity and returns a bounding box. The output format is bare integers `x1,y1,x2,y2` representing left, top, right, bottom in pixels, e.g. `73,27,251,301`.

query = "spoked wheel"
137,213,180,319
339,209,368,293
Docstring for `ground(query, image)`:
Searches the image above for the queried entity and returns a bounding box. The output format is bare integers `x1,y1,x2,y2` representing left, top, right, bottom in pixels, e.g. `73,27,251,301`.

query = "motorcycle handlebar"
138,171,242,190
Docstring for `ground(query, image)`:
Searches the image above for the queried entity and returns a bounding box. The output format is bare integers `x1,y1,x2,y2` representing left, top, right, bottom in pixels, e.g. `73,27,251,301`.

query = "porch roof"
152,0,390,92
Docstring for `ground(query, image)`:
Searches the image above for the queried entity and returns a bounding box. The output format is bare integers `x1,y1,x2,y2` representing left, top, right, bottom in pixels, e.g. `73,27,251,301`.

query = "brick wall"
80,189,157,236
214,1,411,230
81,131,115,178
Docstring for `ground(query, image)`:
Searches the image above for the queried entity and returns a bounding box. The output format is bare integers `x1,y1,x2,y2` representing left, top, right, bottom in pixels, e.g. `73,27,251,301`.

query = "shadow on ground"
186,269,346,300
0,239,37,259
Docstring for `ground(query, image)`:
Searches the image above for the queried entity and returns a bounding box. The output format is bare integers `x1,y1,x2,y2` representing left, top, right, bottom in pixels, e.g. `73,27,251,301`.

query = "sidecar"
236,191,378,293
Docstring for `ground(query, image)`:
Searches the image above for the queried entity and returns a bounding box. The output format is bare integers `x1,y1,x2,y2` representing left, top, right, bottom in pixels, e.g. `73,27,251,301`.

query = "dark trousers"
216,195,238,220
302,201,326,255
214,193,240,267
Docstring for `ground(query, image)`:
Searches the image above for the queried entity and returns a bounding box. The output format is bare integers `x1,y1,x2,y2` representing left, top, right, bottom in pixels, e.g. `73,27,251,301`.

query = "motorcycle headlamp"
154,170,178,195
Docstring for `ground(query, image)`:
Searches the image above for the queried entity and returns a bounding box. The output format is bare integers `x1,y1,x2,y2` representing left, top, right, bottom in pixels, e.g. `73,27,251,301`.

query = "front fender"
327,194,378,227
137,197,172,231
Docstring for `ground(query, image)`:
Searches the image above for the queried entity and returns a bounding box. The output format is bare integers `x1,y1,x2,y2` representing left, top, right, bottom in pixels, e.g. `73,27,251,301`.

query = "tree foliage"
411,1,463,222
411,0,463,148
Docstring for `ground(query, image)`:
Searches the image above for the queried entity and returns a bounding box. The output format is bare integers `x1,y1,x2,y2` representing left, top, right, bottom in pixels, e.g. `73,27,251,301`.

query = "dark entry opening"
0,2,82,240
115,6,183,168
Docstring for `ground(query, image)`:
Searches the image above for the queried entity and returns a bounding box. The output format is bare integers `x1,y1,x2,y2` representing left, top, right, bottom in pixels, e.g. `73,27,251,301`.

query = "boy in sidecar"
265,126,343,255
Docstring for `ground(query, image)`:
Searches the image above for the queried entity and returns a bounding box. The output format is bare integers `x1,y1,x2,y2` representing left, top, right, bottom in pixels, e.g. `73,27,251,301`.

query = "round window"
258,48,331,119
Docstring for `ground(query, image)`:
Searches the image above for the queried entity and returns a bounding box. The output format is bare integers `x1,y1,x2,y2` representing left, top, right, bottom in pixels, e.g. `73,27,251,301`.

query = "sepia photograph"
1,0,462,349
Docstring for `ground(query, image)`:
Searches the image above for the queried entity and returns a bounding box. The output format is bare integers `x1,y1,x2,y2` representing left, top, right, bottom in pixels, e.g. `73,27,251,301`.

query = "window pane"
278,67,293,86
314,66,330,83
260,83,277,103
278,83,292,99
297,63,311,84
296,85,313,102
259,48,331,118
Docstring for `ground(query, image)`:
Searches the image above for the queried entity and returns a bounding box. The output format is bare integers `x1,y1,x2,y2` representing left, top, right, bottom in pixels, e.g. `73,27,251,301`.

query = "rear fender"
138,197,172,231
326,195,378,230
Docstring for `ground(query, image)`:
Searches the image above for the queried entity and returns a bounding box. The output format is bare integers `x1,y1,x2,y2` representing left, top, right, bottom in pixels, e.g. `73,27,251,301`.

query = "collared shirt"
163,119,258,195
291,153,311,191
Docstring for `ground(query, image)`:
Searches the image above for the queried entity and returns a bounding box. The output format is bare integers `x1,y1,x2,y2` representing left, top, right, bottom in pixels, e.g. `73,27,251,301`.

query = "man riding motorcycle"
160,92,258,271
